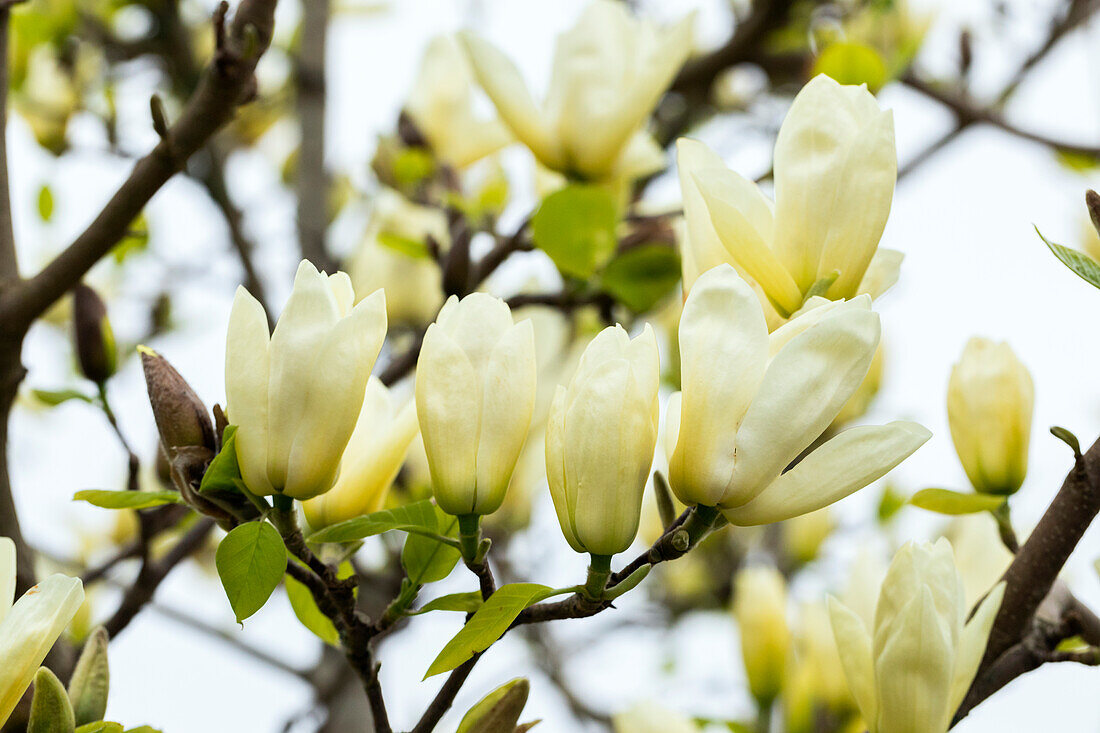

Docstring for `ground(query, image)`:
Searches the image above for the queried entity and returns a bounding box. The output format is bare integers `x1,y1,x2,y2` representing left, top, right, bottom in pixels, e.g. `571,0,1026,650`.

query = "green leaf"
37,184,54,221
402,509,461,585
75,724,123,733
813,41,888,91
1037,226,1100,290
393,148,436,188
310,499,442,543
1055,149,1100,173
531,185,618,279
74,490,183,510
199,425,242,494
32,388,94,406
910,488,1005,516
215,521,287,623
122,728,162,733
599,244,680,313
410,591,484,616
378,232,431,260
877,484,906,524
111,214,149,264
424,583,557,678
285,561,354,646
29,667,75,733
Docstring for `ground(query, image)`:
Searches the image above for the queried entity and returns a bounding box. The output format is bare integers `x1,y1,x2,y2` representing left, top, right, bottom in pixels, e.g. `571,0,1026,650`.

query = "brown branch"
0,8,16,284
409,655,481,733
0,0,280,331
294,0,331,269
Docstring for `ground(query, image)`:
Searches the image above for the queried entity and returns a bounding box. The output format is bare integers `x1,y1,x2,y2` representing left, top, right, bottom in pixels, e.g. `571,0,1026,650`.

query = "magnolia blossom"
460,0,693,181
678,74,897,316
612,701,700,733
348,190,445,327
828,540,1004,733
666,265,929,522
546,325,659,556
303,378,420,529
404,35,510,168
0,538,85,724
784,602,853,732
416,293,537,516
947,337,1034,495
226,261,387,500
733,566,790,703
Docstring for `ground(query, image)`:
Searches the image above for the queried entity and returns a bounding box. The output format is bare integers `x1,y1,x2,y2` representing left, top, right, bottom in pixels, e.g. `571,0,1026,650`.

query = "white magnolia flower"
416,293,537,516
828,540,1005,733
612,701,699,733
666,265,929,522
460,0,694,181
0,538,85,725
678,74,897,316
405,35,511,168
947,337,1034,495
303,378,420,529
734,566,790,703
226,260,387,499
546,325,660,556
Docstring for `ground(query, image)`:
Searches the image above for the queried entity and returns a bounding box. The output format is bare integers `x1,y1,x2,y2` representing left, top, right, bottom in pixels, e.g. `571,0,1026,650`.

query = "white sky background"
6,0,1100,730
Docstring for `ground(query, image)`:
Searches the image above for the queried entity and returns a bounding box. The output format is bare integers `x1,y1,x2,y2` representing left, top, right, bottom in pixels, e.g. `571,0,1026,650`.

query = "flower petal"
545,385,582,552
0,538,14,623
949,581,1005,713
226,286,273,496
827,596,878,726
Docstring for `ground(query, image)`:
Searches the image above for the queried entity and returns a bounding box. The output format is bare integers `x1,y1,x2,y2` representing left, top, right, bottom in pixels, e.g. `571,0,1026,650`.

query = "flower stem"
457,513,481,564
583,553,613,601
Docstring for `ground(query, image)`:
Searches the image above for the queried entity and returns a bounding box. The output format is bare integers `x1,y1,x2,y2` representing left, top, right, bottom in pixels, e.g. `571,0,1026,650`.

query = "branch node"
149,95,170,141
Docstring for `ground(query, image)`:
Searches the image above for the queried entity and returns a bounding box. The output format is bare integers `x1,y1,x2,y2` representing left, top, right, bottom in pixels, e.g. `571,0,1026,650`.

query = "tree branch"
294,0,331,269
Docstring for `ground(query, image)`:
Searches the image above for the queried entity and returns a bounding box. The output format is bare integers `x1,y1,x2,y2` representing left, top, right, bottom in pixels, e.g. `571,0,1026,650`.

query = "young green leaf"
199,425,242,494
410,591,484,616
599,244,681,313
37,184,55,222
531,185,618,279
1037,226,1100,290
424,584,558,678
74,490,183,510
32,388,94,406
402,510,461,585
910,488,1005,515
309,499,442,543
215,521,287,623
74,723,123,733
285,561,355,646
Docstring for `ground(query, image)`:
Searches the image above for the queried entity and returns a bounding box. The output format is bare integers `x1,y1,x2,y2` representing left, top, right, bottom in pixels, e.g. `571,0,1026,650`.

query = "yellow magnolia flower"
781,507,834,566
546,325,659,556
0,538,84,725
943,514,1013,609
416,293,537,516
947,337,1033,495
678,74,897,316
303,378,419,529
226,261,387,499
666,265,929,521
348,190,444,327
404,35,511,168
828,540,1004,733
733,565,790,703
460,0,693,181
612,701,700,733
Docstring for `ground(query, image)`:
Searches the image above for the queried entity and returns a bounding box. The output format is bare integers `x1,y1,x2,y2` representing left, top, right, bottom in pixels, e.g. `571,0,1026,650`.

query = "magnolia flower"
785,602,853,729
348,190,444,327
303,378,420,529
226,261,387,500
546,325,659,556
947,338,1034,495
678,74,897,316
460,0,694,181
0,538,85,725
828,540,1005,733
943,514,1013,609
733,566,790,703
612,701,700,733
666,265,929,522
416,293,537,516
404,35,511,168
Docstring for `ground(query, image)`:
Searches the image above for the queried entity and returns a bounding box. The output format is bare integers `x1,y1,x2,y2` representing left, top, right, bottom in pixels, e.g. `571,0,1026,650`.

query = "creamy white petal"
723,421,930,525
858,248,904,300
724,308,880,506
0,538,14,623
670,265,767,506
827,596,878,726
949,582,1005,713
545,385,582,551
226,286,273,496
435,292,515,375
676,138,736,290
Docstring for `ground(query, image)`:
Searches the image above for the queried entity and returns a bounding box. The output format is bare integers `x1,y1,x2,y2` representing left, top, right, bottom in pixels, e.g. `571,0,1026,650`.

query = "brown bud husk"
72,284,117,384
140,347,215,454
457,678,529,733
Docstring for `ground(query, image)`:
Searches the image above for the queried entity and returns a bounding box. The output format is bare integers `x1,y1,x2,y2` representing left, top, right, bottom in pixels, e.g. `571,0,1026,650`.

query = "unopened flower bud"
733,566,790,705
1086,189,1100,237
67,626,109,726
456,678,529,733
139,346,215,455
27,667,74,733
72,284,117,384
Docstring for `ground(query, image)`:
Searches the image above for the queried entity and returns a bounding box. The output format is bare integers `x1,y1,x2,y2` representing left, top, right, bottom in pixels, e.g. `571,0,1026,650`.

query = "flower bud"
27,667,73,733
303,378,420,529
226,261,388,500
828,540,1005,733
140,346,215,455
781,507,833,566
546,325,659,556
456,678,529,733
67,626,109,726
733,566,790,704
72,284,117,384
947,337,1033,495
416,293,537,516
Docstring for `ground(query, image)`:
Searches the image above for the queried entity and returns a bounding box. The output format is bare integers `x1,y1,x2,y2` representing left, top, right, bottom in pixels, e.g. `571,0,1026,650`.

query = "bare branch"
294,0,331,269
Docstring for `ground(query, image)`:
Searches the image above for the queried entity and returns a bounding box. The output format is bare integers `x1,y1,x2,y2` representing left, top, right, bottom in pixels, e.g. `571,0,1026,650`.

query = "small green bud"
139,346,216,454
28,667,75,733
68,626,110,725
456,678,529,733
72,284,117,384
